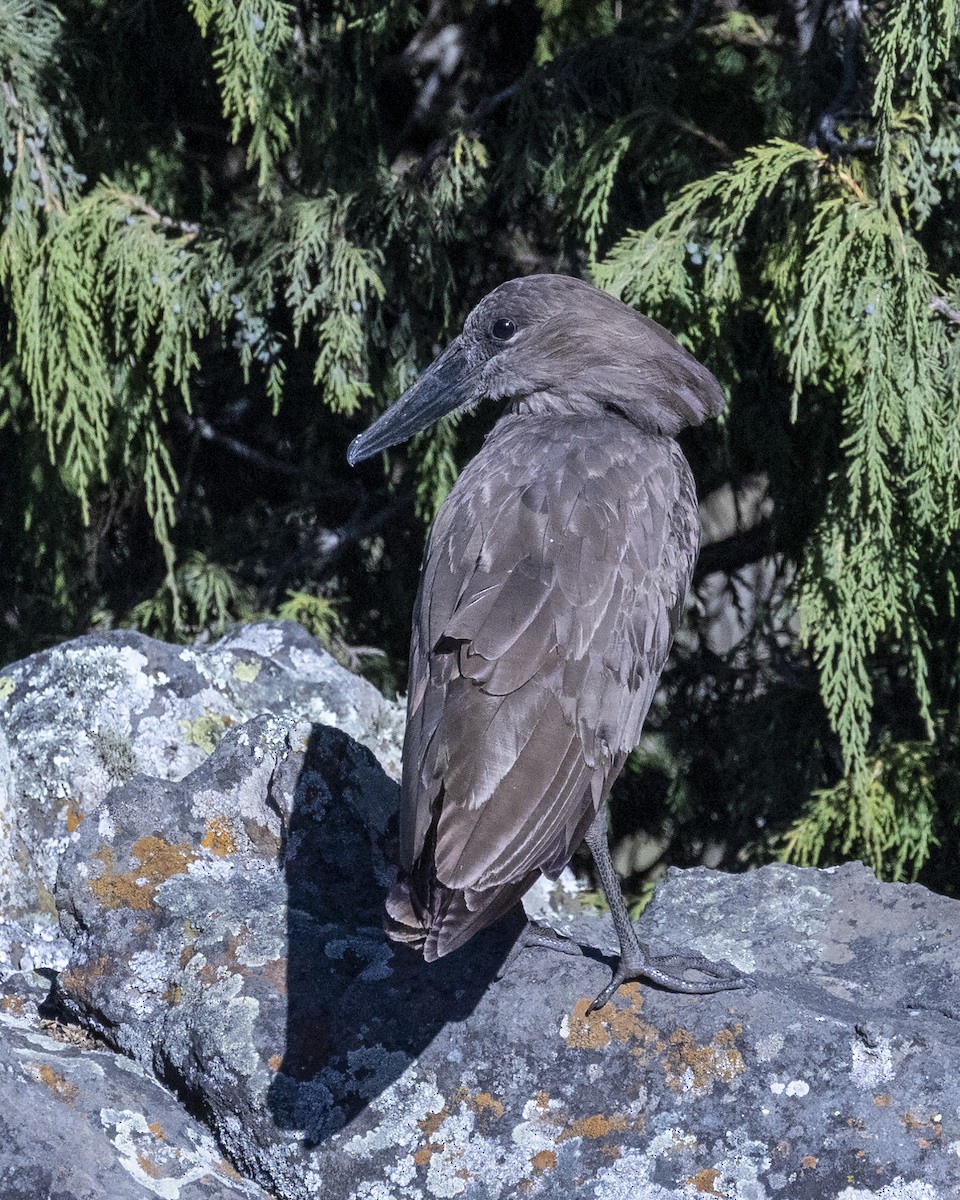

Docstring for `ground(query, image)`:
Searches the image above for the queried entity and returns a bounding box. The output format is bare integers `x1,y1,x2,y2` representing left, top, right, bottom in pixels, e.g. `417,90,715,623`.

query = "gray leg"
584,807,745,1012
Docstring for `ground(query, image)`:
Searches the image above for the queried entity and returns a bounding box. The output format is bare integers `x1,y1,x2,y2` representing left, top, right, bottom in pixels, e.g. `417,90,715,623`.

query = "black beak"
347,339,472,466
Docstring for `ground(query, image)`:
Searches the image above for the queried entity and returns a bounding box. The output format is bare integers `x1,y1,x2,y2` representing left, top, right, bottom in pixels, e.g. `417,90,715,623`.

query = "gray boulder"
52,707,960,1200
0,971,270,1199
2,625,959,1198
0,622,402,974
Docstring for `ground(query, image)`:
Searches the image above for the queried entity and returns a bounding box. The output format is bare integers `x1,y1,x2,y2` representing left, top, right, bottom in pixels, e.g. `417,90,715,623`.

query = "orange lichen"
90,837,196,910
0,995,24,1016
900,1111,942,1145
148,1123,166,1141
564,983,657,1051
268,1054,283,1071
259,958,289,996
217,1158,245,1182
137,1155,164,1180
685,1167,725,1196
198,962,220,986
559,1113,631,1142
801,1156,818,1169
469,1091,505,1118
60,956,111,1005
662,1025,745,1093
536,1090,550,1109
413,1142,445,1166
874,1094,892,1108
418,1106,449,1139
531,1150,557,1174
65,800,84,833
201,816,237,857
30,1063,78,1104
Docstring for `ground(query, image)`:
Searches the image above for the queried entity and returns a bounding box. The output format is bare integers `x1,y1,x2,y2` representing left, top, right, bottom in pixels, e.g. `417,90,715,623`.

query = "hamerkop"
348,274,743,1009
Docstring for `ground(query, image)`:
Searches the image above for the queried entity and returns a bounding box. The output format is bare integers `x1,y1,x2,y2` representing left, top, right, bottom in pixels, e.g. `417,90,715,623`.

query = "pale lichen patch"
233,659,262,682
179,713,233,754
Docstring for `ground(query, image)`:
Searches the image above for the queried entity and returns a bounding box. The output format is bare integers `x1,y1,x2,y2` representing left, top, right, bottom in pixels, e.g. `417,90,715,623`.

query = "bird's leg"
584,807,745,1013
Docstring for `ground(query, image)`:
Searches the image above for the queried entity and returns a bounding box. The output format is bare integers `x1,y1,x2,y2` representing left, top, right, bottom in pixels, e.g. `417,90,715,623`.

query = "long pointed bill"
347,339,472,466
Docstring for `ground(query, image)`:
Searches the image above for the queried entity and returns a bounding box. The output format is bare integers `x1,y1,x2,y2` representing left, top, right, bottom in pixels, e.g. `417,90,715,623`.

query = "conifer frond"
237,193,386,412
188,0,295,187
15,188,217,543
596,139,821,322
277,591,342,645
595,123,960,779
130,551,254,639
780,741,938,881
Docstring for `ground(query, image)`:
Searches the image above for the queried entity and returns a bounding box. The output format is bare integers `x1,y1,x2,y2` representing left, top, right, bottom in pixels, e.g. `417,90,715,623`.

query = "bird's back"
385,411,700,960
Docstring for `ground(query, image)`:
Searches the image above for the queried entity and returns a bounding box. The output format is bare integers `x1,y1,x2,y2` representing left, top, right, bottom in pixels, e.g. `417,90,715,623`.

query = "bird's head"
347,274,724,465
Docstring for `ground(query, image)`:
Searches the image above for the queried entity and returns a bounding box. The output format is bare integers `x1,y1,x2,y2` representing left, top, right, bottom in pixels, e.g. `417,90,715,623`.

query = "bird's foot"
588,949,746,1013
496,920,583,981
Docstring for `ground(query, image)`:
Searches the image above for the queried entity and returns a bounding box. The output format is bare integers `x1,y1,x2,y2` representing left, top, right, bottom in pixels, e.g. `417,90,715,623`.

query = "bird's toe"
588,949,747,1012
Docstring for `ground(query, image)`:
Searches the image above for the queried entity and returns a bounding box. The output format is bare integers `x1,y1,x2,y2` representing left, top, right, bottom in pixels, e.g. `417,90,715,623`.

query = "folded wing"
389,418,699,959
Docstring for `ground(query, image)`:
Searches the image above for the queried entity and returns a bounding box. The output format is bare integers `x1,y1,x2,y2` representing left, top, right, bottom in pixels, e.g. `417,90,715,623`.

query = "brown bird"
348,274,743,1009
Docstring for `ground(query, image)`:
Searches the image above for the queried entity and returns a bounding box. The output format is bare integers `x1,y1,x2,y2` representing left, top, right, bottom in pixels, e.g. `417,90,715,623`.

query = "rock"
0,621,403,975
53,710,960,1199
0,975,271,1199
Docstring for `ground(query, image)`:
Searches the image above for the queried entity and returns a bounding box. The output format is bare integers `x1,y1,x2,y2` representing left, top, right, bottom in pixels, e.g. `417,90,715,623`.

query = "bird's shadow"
265,725,520,1146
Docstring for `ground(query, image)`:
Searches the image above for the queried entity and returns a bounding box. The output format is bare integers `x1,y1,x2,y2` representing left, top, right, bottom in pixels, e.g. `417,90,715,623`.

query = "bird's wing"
401,421,699,902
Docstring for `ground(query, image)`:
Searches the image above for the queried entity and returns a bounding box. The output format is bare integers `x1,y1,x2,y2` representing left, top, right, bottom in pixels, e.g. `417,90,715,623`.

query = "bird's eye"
490,318,517,341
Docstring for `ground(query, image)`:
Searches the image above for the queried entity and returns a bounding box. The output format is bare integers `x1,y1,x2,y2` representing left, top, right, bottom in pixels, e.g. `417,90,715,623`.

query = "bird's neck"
506,390,603,420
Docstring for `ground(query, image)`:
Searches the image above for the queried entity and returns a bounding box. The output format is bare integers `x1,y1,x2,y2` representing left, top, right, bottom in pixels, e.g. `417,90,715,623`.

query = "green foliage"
276,591,342,645
3,0,960,893
188,0,295,187
130,552,255,640
594,5,960,814
243,192,386,411
15,189,223,552
780,742,938,882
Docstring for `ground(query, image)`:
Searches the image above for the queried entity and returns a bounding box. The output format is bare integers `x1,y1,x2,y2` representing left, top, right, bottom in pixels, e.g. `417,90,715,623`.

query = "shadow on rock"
267,724,516,1144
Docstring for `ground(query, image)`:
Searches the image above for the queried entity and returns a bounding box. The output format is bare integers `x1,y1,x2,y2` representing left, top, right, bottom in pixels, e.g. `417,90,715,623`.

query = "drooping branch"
813,0,876,155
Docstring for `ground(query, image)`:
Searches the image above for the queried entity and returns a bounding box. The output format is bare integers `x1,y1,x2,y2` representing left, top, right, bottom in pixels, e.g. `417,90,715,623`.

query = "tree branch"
177,411,308,479
694,518,775,583
930,296,960,326
814,0,875,156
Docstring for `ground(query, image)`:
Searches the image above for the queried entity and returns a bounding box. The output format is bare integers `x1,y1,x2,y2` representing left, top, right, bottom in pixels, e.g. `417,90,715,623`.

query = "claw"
587,950,746,1013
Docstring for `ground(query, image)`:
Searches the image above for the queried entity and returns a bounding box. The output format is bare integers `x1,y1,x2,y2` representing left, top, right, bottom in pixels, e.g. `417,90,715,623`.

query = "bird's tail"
384,872,538,962
383,881,430,953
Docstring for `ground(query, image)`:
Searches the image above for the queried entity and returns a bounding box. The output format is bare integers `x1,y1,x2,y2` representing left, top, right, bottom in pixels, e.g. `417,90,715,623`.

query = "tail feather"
384,872,538,961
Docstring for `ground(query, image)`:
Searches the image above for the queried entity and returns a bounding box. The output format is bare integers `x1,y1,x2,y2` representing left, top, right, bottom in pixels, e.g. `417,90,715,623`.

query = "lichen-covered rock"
0,621,403,975
0,977,271,1199
54,712,960,1199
